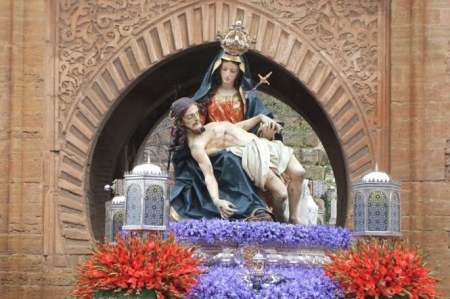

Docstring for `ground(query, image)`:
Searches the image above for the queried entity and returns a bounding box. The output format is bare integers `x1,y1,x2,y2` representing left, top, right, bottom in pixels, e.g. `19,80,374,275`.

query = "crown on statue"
217,21,256,56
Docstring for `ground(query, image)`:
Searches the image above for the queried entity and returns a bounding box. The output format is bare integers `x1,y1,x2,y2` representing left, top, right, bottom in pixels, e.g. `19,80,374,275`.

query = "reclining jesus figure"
169,97,305,222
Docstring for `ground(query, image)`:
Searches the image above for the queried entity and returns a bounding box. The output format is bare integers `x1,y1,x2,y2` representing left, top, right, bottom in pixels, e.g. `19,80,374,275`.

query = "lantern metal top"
131,162,162,175
361,164,391,183
111,195,125,205
128,153,165,176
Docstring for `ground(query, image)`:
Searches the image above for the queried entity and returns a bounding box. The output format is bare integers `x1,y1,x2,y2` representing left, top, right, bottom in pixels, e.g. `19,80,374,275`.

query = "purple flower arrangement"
188,265,344,299
170,219,352,249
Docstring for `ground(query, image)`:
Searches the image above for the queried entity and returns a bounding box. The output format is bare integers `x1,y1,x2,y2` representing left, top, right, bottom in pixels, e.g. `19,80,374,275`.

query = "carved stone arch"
55,0,384,253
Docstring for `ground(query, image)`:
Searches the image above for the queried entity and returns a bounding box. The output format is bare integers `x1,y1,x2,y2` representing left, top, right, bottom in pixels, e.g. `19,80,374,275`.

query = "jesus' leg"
284,156,306,224
263,170,288,223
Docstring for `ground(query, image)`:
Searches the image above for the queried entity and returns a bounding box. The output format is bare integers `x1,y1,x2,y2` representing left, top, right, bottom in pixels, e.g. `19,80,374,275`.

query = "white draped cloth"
298,179,319,225
227,139,293,189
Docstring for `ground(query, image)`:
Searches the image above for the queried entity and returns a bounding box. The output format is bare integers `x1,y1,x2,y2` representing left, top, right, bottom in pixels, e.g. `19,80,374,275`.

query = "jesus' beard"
193,126,206,135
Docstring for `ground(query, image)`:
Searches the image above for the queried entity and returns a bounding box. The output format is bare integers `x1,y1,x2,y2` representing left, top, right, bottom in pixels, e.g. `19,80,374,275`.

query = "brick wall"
391,0,450,296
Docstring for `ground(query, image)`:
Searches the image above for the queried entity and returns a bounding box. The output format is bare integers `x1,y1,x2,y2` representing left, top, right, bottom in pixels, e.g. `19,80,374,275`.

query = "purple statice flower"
188,265,344,299
170,219,352,249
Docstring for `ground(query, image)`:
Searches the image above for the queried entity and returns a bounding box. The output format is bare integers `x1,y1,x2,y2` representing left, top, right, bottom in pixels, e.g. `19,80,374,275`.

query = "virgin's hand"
214,199,237,218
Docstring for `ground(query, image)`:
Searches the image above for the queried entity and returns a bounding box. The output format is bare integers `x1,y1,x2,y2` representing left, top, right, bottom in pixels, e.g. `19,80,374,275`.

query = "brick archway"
54,1,387,256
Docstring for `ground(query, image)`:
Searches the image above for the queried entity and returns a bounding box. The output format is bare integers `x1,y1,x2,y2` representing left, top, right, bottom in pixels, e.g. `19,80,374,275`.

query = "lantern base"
353,231,402,238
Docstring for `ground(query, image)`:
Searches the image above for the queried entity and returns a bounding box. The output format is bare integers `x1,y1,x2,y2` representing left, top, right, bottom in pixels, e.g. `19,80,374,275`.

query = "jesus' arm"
189,142,237,218
234,114,282,135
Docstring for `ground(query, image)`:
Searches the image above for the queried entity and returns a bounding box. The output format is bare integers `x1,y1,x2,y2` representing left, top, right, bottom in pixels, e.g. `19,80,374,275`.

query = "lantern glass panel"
391,192,401,232
368,191,388,231
126,184,142,225
354,192,365,232
112,211,124,237
144,185,164,226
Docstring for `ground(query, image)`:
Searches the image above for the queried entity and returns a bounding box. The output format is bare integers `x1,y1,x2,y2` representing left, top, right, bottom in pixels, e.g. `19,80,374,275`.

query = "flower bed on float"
170,219,352,267
170,219,352,248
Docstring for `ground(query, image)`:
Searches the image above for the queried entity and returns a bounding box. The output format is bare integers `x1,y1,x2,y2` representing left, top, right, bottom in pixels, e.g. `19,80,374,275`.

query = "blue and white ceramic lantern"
352,165,402,237
104,179,126,241
122,159,170,232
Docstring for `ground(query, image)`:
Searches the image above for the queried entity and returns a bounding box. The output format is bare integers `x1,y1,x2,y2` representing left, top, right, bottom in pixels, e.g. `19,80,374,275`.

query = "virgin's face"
220,61,240,85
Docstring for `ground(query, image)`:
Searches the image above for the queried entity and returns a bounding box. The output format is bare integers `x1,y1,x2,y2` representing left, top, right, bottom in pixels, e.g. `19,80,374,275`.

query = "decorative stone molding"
250,0,385,127
58,0,185,121
57,0,387,131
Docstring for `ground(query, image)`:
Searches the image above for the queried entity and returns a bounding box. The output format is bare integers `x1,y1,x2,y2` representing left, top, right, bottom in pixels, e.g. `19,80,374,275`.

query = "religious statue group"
169,22,311,225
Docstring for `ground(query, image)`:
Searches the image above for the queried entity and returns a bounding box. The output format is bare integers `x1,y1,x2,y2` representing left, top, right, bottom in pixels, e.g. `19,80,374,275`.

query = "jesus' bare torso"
188,121,258,155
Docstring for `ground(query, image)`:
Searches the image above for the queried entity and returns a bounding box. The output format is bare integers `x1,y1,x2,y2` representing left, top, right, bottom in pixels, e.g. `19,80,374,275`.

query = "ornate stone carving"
251,0,383,123
57,0,384,126
57,0,184,121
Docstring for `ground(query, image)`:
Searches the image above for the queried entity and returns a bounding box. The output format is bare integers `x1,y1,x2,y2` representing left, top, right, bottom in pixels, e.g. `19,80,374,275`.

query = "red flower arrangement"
71,233,206,299
324,238,443,299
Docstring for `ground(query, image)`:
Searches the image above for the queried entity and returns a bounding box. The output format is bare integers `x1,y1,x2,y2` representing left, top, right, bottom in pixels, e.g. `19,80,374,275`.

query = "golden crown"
217,21,256,56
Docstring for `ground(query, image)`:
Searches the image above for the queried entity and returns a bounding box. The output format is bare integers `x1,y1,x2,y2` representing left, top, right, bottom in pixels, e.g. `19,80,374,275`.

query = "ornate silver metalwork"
122,160,170,232
352,167,402,237
192,243,329,267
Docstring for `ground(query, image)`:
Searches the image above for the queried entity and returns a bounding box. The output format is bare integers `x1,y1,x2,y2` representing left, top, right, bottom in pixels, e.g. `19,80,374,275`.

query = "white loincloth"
227,139,293,189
